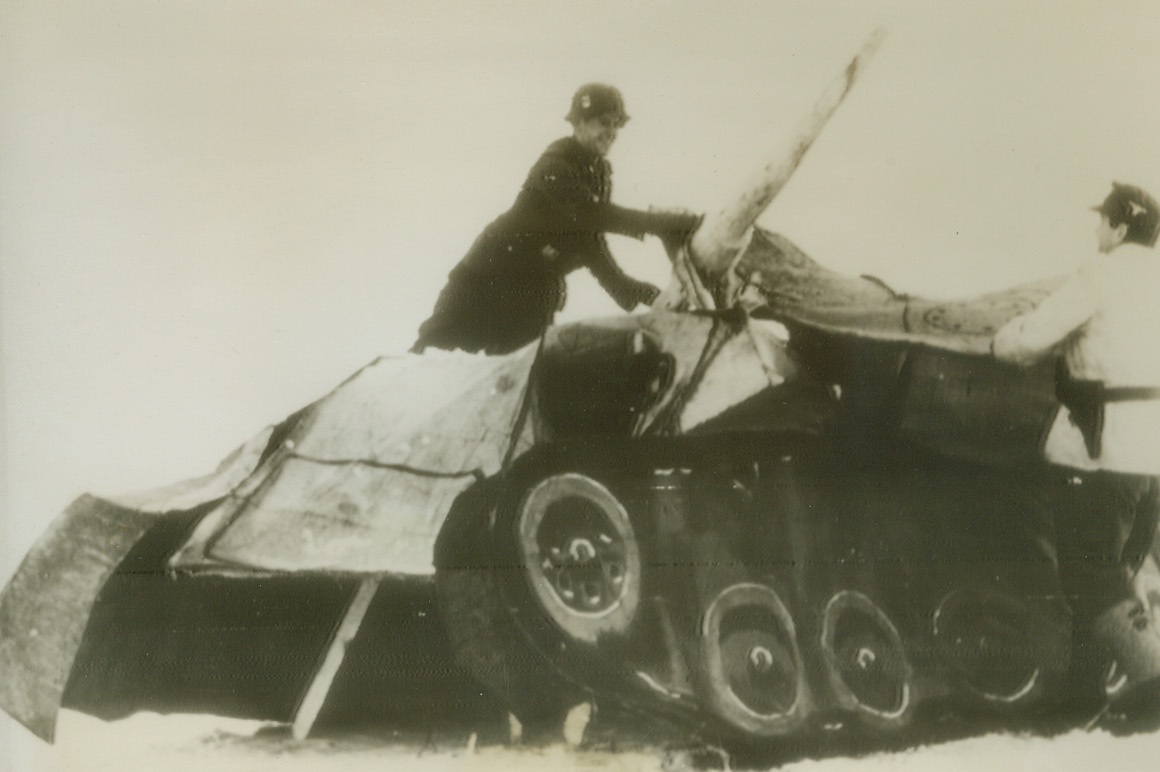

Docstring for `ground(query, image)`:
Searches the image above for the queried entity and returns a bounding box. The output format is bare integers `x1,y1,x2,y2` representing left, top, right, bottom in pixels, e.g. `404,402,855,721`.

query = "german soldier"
412,83,701,355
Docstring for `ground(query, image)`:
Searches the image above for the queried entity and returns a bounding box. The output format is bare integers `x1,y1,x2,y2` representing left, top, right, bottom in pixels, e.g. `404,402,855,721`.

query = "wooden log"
667,29,886,310
291,577,380,740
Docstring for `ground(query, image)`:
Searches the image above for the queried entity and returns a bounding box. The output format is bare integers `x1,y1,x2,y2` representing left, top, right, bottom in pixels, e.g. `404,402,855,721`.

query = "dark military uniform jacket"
413,137,673,355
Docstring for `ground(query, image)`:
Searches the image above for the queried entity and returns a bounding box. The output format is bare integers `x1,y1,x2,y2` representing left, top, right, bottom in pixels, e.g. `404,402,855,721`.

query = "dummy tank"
427,30,1160,742
430,226,1160,746
2,237,1158,750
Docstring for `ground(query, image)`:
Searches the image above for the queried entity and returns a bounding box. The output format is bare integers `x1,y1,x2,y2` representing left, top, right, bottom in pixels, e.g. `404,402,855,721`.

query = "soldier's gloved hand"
648,209,704,255
1133,569,1160,621
617,278,661,310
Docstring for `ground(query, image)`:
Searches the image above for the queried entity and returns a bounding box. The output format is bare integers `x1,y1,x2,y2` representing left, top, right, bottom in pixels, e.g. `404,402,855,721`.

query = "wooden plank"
291,578,380,740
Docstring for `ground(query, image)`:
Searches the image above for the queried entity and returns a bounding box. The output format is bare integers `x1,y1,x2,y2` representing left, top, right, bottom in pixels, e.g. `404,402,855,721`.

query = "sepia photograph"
3,2,1160,770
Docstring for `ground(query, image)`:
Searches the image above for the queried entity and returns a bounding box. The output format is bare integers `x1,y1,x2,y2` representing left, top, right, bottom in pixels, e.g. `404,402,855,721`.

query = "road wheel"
820,591,913,729
514,473,642,645
697,582,808,738
933,588,1046,711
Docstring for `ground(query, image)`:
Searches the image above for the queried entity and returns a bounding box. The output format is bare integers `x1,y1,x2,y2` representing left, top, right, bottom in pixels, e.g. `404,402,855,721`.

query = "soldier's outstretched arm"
992,268,1097,365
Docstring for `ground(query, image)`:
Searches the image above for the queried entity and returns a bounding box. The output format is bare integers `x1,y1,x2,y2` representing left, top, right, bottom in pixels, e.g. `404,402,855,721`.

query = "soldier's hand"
1132,569,1160,621
627,279,661,308
648,208,704,255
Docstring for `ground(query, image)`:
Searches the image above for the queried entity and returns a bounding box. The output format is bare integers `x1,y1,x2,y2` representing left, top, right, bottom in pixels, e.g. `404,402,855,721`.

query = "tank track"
435,433,1107,748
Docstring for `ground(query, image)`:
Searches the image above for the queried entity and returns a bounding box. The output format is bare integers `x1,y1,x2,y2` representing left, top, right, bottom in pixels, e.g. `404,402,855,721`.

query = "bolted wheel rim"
821,591,912,726
699,583,807,737
516,473,641,645
933,588,1043,708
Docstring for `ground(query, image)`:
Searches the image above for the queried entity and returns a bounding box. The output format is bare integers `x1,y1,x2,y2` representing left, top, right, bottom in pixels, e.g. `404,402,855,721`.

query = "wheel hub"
540,512,627,614
748,645,775,675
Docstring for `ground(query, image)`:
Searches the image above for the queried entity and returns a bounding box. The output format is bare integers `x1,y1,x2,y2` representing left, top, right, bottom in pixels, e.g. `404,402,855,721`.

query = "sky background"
3,0,1160,761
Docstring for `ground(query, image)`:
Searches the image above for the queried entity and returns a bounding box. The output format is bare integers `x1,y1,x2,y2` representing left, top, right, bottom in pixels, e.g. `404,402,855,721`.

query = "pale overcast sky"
4,0,1160,573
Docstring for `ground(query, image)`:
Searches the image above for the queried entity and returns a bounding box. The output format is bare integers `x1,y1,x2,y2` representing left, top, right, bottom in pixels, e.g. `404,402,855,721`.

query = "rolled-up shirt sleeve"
992,267,1098,366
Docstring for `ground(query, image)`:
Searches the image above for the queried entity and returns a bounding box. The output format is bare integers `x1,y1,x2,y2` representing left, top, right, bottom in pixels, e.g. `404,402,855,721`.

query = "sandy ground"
3,709,1158,772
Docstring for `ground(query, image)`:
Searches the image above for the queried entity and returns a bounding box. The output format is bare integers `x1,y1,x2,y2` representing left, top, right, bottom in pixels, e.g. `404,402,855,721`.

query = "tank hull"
435,433,1089,746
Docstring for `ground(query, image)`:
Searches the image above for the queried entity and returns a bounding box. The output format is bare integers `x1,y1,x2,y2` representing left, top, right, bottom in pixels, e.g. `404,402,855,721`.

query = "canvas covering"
0,229,1067,740
169,312,791,576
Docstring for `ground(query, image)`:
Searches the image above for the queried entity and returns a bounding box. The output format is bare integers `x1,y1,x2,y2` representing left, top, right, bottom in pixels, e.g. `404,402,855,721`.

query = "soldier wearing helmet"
412,83,701,355
993,182,1160,727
